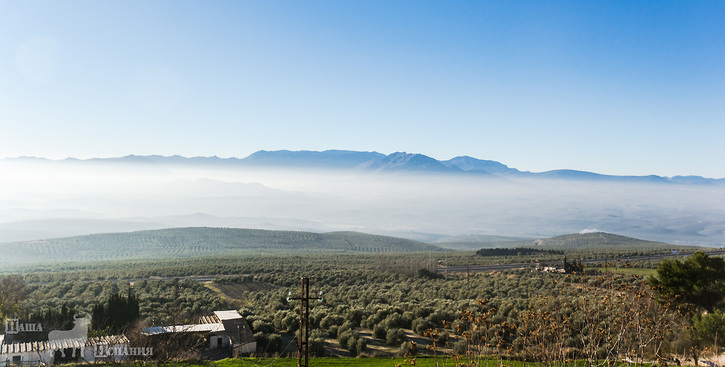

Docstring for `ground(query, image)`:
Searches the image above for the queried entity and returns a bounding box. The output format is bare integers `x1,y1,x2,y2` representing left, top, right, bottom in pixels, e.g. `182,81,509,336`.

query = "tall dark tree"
24,306,78,342
92,290,140,334
649,251,725,365
649,251,725,313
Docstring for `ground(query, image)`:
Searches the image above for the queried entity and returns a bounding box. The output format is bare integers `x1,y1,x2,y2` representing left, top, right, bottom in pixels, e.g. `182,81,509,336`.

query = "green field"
209,357,518,367
203,357,655,367
87,357,665,367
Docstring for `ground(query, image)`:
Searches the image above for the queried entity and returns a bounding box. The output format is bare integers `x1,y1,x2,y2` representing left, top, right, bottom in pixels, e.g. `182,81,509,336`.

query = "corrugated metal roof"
214,310,242,321
142,323,224,336
199,315,219,324
86,335,130,346
142,310,243,335
0,335,129,355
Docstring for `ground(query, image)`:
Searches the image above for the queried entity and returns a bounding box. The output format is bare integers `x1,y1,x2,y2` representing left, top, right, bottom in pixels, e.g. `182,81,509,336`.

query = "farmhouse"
1,310,255,364
142,310,256,357
0,335,129,365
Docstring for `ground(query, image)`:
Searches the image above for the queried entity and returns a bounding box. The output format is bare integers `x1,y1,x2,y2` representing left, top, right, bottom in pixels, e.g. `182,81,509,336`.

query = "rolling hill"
433,234,532,250
488,232,701,251
0,227,446,266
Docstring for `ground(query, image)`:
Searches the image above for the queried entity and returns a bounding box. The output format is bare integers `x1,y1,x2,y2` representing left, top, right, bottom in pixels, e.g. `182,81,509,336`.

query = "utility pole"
287,277,322,367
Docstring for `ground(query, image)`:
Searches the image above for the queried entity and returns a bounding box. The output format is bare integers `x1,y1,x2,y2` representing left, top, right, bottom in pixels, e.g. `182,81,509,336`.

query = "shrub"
255,332,283,355
386,328,406,346
320,314,344,329
436,331,449,345
412,318,433,335
310,337,325,357
345,308,365,327
453,339,467,355
385,313,403,329
339,320,354,334
350,338,367,357
337,329,357,349
328,325,339,338
399,341,418,356
252,320,275,334
418,268,443,279
373,323,387,339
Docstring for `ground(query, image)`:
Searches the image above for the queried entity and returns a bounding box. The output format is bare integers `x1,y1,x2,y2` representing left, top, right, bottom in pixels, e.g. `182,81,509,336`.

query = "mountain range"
8,150,724,183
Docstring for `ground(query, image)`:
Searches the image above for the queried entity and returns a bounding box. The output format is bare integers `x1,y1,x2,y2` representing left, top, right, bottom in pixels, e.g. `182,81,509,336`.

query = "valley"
2,151,723,247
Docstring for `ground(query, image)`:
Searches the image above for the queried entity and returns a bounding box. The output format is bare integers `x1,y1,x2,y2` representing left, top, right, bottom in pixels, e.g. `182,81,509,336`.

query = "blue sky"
1,0,723,177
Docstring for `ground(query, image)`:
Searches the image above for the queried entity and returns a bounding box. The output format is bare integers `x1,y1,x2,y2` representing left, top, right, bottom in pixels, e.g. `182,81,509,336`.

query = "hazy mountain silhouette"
10,150,722,182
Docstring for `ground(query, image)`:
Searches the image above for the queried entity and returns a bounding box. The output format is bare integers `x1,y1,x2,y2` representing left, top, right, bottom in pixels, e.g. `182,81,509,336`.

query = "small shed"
142,310,256,357
213,310,256,354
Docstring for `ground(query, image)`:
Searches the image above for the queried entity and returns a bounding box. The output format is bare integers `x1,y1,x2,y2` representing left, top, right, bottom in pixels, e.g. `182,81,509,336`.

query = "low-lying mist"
1,159,723,246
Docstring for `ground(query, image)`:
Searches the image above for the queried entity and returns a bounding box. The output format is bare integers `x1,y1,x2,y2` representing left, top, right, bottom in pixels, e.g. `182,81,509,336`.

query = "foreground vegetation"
200,356,571,367
89,357,579,367
83,357,685,367
2,246,724,366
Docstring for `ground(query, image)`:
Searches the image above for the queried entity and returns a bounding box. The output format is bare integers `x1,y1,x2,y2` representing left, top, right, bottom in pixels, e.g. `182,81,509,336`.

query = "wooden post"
305,277,310,367
298,277,304,367
289,277,321,367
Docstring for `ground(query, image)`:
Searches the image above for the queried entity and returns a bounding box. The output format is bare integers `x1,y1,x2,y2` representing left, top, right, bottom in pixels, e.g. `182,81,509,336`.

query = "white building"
0,335,129,365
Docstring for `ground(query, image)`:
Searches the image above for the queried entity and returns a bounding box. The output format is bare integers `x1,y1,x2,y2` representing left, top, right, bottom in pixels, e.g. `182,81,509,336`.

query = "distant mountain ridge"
245,150,385,169
8,150,723,183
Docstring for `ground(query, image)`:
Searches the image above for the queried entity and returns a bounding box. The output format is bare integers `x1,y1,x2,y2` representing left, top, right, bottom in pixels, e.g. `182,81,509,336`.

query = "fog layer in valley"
0,158,723,247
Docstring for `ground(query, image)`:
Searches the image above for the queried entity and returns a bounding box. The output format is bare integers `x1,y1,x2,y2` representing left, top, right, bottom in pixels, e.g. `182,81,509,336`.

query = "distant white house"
142,310,256,356
534,261,566,273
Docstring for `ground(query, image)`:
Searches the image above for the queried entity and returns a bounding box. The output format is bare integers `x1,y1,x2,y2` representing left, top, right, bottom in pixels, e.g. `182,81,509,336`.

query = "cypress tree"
91,291,141,334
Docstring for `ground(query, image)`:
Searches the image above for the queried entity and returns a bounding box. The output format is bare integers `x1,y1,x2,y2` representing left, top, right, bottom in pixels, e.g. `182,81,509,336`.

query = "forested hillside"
0,227,444,266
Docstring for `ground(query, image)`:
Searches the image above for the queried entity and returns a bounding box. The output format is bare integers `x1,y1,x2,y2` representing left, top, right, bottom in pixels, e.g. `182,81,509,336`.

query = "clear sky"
1,0,723,177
